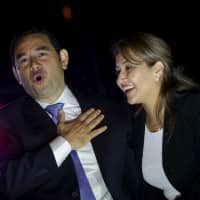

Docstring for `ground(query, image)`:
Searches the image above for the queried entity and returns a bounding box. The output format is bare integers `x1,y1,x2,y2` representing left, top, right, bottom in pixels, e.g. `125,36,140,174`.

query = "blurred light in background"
62,5,72,21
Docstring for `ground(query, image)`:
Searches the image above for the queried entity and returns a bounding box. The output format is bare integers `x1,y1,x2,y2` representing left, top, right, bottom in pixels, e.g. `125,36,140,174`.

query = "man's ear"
12,66,22,85
59,49,69,70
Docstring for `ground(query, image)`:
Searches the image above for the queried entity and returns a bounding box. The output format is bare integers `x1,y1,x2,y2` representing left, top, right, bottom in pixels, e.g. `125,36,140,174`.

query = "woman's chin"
127,97,137,105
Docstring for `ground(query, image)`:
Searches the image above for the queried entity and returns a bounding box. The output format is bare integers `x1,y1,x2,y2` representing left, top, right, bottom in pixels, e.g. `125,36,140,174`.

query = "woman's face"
116,52,162,106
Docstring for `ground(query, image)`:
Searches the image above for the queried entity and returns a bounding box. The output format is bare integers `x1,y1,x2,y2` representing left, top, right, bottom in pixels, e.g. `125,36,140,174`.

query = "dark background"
0,0,199,105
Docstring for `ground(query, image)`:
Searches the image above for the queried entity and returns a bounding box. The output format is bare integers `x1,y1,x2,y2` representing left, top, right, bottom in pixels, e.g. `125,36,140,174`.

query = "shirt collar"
37,85,76,109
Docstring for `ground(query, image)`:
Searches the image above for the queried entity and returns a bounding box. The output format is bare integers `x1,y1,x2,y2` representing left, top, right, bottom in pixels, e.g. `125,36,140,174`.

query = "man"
0,28,133,199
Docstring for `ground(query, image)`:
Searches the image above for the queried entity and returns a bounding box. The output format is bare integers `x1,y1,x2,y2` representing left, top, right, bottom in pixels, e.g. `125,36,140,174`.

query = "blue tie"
45,103,95,200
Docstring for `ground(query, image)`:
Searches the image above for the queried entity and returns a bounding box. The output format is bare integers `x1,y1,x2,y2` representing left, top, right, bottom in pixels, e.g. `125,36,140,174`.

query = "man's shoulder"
0,95,33,111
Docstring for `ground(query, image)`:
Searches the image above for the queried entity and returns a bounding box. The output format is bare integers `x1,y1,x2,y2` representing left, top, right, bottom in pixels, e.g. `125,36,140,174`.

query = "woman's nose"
117,71,129,86
118,70,128,81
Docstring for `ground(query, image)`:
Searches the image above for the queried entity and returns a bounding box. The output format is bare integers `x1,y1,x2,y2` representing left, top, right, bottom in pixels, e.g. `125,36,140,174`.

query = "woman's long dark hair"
113,32,199,134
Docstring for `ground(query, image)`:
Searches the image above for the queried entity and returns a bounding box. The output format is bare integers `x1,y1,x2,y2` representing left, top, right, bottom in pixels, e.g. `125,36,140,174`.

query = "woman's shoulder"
176,90,200,113
177,90,200,102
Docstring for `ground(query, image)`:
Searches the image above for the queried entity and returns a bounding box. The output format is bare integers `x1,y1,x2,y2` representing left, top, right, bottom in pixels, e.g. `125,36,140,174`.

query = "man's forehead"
15,34,51,53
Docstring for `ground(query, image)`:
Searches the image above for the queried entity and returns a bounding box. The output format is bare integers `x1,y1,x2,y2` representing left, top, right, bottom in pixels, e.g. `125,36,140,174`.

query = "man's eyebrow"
35,46,50,51
16,52,26,60
16,46,50,60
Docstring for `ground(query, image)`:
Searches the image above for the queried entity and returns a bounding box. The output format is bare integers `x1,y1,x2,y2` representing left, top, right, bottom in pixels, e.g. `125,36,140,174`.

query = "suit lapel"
22,96,57,149
71,89,114,191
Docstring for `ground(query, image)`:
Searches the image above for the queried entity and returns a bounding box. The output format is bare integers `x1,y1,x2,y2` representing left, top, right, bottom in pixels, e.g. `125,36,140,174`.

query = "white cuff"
50,136,72,167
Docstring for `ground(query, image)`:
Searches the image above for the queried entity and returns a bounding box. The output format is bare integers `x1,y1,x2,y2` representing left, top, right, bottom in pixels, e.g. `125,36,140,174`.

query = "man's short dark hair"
10,27,62,68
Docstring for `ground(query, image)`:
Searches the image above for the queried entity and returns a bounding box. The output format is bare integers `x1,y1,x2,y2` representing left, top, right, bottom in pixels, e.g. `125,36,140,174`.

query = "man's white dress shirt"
38,86,113,200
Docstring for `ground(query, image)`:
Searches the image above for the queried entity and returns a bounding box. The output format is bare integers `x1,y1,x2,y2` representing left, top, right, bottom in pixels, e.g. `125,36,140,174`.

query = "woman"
113,32,200,199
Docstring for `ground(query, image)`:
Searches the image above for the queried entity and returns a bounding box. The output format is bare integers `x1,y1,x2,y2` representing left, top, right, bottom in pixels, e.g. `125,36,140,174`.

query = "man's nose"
30,57,40,71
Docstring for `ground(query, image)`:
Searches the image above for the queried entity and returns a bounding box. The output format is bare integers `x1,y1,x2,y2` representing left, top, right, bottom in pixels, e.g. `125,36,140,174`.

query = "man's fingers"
57,110,65,123
60,108,107,150
87,114,104,130
74,113,104,134
89,126,108,139
78,108,95,121
84,109,102,124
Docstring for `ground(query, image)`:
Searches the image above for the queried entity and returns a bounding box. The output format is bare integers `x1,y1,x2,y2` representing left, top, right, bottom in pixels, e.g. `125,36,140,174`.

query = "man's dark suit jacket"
127,91,200,200
0,89,133,200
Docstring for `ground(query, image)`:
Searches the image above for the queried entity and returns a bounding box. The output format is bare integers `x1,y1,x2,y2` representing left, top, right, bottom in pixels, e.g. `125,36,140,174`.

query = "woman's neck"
144,103,164,132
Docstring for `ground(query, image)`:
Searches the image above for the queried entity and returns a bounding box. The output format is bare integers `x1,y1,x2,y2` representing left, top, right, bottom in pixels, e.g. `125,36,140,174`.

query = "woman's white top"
142,126,181,200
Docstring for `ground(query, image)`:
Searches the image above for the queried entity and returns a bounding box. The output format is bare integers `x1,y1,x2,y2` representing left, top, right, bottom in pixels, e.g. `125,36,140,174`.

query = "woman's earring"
154,74,160,81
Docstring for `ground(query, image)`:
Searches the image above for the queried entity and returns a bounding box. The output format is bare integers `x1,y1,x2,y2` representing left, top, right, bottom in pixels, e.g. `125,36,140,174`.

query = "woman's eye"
115,68,120,75
39,52,45,57
116,71,120,76
125,65,133,71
